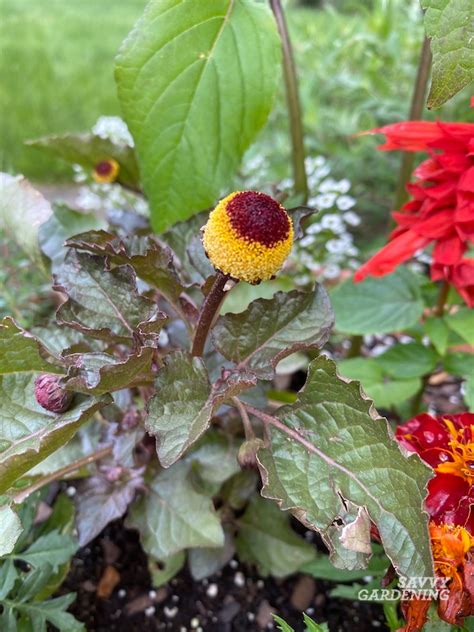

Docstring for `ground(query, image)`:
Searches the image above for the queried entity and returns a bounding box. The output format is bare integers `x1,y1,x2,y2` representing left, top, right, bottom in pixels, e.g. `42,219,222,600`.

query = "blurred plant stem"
270,0,308,203
434,280,450,317
393,36,432,213
191,272,230,357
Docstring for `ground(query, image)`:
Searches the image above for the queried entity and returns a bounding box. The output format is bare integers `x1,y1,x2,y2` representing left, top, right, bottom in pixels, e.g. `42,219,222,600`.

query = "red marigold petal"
438,583,471,626
426,474,469,521
395,414,451,465
398,598,431,632
354,231,429,282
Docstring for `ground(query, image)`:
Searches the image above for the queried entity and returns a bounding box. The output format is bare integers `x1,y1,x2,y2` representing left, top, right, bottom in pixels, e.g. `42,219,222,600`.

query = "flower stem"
232,397,255,440
393,36,432,212
434,280,450,317
11,445,113,505
270,0,308,203
191,272,229,357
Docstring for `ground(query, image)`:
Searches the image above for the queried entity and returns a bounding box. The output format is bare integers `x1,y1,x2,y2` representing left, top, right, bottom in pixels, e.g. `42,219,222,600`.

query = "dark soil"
60,520,387,632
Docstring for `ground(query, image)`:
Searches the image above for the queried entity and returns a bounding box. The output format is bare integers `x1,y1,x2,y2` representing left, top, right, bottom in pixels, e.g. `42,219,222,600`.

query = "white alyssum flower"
337,195,356,211
322,263,341,279
92,115,134,147
314,193,337,209
343,210,361,225
320,213,344,232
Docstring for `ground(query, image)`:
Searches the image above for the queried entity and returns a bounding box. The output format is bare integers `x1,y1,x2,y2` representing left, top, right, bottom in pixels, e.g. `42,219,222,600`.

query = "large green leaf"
27,133,140,190
14,530,78,570
255,356,433,579
115,0,281,232
55,251,159,343
375,342,439,379
145,351,256,467
444,308,474,347
213,286,334,379
337,357,421,410
331,269,424,335
236,495,315,577
126,460,224,558
421,0,474,108
0,173,52,267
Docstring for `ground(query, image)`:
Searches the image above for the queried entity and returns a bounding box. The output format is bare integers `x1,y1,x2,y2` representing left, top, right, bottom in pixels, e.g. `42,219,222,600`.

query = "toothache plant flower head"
202,191,293,284
354,107,474,307
93,158,120,184
396,412,474,533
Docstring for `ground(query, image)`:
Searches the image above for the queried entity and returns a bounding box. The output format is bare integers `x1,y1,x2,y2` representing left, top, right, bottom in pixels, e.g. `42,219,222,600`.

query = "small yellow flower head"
93,159,120,184
202,191,293,284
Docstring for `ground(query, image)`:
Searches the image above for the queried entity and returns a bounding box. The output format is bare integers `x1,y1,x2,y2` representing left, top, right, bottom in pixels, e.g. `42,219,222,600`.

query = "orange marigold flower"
93,159,120,184
202,191,293,284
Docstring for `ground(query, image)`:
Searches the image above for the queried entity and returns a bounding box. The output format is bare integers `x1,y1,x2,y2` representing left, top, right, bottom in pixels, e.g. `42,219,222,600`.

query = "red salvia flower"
354,113,474,306
396,413,474,532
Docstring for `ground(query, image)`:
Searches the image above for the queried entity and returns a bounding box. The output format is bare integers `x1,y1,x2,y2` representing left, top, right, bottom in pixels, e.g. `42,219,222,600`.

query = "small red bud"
34,374,73,414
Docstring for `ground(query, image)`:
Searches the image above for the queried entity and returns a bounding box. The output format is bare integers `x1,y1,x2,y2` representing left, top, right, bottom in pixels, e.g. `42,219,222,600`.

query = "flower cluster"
355,115,474,306
202,191,293,284
396,412,474,629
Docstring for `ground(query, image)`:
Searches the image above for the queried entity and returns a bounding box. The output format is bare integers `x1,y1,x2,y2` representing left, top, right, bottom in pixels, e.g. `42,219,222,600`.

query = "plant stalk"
191,272,229,357
434,280,450,317
270,0,308,203
11,445,113,505
232,397,255,440
393,36,432,211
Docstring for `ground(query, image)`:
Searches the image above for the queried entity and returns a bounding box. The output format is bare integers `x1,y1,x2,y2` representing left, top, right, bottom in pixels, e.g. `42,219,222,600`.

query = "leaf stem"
191,272,230,356
231,397,255,440
11,445,113,505
270,0,308,203
393,36,432,211
434,279,450,317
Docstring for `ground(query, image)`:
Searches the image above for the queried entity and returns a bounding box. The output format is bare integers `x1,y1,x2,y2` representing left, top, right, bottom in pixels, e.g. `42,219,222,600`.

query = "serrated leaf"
75,470,144,546
39,204,106,273
126,461,224,558
0,383,106,494
55,251,159,343
213,286,334,379
16,530,77,570
338,357,421,410
421,0,474,108
64,348,155,395
376,342,439,379
445,308,474,346
0,505,22,556
236,495,315,577
146,352,256,467
115,0,281,232
256,356,433,579
27,132,140,191
331,269,424,335
66,230,185,303
0,173,52,267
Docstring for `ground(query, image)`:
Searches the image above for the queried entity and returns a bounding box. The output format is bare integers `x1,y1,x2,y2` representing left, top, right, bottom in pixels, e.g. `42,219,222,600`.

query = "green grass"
0,0,146,180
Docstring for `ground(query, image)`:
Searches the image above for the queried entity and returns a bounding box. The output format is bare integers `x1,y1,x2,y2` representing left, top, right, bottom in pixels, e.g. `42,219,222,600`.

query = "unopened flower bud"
237,438,265,470
202,191,293,284
34,374,73,414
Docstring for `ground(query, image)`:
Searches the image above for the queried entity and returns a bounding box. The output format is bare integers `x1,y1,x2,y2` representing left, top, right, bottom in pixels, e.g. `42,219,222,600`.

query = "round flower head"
93,159,120,184
202,191,293,284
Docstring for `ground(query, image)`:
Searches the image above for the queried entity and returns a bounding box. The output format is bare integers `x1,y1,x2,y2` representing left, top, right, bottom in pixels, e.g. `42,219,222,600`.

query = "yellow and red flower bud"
93,159,120,184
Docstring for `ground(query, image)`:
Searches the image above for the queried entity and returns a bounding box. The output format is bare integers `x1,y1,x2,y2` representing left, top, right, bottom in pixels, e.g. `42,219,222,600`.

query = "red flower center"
226,191,291,247
95,160,114,175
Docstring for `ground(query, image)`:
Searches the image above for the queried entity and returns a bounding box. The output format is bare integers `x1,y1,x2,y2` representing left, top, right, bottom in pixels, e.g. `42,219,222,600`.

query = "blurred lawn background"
1,0,470,189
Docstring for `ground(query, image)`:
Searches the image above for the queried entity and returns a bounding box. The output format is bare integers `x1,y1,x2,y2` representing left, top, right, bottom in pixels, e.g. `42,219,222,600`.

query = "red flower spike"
355,105,474,307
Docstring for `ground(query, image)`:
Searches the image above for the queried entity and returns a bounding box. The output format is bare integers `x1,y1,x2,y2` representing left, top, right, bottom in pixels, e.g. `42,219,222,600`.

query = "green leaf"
0,173,52,267
55,251,159,344
115,0,281,232
445,308,474,346
273,615,295,632
256,356,433,579
213,286,334,379
421,0,474,108
236,496,315,577
376,343,439,379
188,526,235,580
424,316,450,356
0,505,22,556
331,269,424,335
162,211,208,285
66,231,185,303
188,432,240,486
64,348,155,395
149,551,186,587
27,132,140,191
145,352,256,467
15,531,77,570
444,351,474,376
39,204,106,273
221,276,295,315
126,461,224,558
